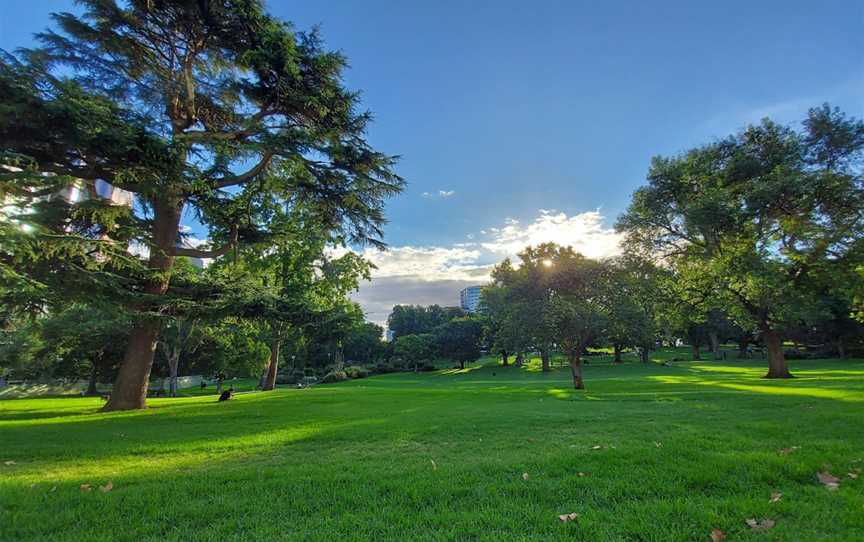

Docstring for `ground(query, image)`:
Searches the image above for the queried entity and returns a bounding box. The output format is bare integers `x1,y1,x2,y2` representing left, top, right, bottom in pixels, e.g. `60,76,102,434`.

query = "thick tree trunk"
104,198,182,411
763,329,793,378
86,361,99,396
691,343,701,361
334,347,344,371
836,340,846,359
640,345,650,363
709,331,720,360
501,350,508,366
613,344,622,363
569,352,584,390
459,360,465,370
515,352,524,367
263,337,280,390
541,348,551,372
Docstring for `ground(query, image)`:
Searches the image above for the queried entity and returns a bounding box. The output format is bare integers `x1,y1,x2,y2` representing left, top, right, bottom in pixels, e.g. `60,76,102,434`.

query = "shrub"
321,371,348,384
345,366,369,379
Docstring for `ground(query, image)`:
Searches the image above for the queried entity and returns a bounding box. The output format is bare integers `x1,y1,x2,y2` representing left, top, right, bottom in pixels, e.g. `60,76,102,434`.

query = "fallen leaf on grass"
848,468,861,480
710,528,726,542
779,446,800,455
80,484,92,492
430,459,437,471
591,445,603,450
99,481,113,493
558,512,579,522
522,472,529,481
817,471,841,491
3,461,16,466
769,491,782,503
654,442,662,448
745,518,775,531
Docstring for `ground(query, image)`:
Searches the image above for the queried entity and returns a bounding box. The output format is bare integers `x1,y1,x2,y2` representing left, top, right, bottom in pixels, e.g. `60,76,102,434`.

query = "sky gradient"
3,0,862,323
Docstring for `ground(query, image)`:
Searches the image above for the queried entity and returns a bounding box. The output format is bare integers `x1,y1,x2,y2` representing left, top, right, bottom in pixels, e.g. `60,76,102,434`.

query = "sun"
542,259,553,267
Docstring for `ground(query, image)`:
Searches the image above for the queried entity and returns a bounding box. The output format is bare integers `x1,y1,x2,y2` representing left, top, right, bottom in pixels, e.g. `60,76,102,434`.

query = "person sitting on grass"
218,386,234,402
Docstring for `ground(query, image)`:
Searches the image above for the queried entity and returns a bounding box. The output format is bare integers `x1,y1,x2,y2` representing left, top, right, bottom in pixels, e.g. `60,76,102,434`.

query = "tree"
393,333,436,372
387,305,465,339
606,255,664,363
343,322,386,364
617,105,864,379
0,1,402,409
544,252,610,390
435,317,484,370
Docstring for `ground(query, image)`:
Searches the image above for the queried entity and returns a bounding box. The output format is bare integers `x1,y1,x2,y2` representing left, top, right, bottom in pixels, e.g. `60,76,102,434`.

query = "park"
1,1,862,540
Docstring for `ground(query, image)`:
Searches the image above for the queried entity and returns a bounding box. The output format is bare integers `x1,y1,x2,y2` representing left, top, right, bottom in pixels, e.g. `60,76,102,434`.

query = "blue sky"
3,1,862,322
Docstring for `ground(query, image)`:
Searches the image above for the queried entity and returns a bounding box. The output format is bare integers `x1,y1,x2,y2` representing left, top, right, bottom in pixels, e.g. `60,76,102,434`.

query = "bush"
345,366,369,379
320,370,348,384
373,363,399,374
417,362,436,372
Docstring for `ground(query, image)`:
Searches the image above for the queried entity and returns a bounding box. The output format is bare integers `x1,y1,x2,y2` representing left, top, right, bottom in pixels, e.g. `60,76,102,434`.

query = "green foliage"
393,333,437,368
434,317,484,368
387,305,465,339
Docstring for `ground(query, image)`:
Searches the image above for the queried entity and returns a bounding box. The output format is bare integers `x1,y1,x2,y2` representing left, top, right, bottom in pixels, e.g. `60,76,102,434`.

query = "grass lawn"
1,350,863,541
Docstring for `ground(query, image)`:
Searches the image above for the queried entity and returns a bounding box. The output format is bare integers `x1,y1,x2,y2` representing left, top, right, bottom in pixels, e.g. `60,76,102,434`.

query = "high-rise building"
460,285,483,313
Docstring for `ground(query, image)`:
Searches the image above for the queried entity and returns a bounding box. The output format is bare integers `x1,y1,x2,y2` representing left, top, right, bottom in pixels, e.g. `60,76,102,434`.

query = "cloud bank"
352,209,623,324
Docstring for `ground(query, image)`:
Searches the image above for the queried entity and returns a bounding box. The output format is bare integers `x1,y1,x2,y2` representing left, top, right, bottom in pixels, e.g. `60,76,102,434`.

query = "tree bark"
168,351,180,397
541,348,551,372
569,352,584,390
691,343,701,361
763,329,793,378
836,340,846,359
640,345,650,363
501,350,508,366
104,197,182,411
263,337,280,390
86,361,99,396
334,347,344,370
613,344,622,363
515,352,524,367
709,331,720,360
459,360,465,370
737,338,749,359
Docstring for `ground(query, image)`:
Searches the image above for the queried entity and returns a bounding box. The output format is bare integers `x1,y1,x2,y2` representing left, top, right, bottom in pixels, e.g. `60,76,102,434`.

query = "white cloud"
421,189,456,199
480,209,622,259
351,209,622,323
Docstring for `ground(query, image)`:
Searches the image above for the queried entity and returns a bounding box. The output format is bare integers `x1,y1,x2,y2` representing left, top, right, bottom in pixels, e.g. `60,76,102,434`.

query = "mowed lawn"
1,353,863,541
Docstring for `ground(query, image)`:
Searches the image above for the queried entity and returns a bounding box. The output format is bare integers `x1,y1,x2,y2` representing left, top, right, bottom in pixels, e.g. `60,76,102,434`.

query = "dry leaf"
80,484,92,492
3,460,16,466
522,472,529,481
710,528,726,542
769,491,782,503
558,512,579,522
591,445,603,450
848,468,861,480
430,459,437,471
654,442,663,448
577,472,587,477
99,481,113,493
745,518,775,531
779,446,800,455
817,471,841,491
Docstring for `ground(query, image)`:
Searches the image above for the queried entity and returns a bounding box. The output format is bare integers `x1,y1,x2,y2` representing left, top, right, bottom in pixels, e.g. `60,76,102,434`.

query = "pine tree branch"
214,152,274,188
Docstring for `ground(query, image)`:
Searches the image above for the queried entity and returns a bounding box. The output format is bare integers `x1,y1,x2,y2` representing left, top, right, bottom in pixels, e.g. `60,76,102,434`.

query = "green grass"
1,349,863,541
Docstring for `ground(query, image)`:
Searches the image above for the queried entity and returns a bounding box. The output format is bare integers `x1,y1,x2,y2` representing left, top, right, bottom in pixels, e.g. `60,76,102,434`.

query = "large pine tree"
0,0,402,410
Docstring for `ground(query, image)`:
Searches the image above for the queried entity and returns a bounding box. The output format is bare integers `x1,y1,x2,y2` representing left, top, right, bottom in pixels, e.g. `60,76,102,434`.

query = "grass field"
1,350,863,541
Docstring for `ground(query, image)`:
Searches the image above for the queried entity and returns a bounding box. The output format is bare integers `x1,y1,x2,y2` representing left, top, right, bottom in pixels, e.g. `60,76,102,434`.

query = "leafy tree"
617,105,864,378
393,333,436,372
343,322,386,364
434,316,484,370
0,1,402,409
606,255,665,363
387,304,465,339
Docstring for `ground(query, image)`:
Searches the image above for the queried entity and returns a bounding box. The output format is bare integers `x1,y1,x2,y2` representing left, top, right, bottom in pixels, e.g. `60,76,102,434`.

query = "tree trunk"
501,350,508,366
86,361,99,396
640,345,650,363
216,378,224,395
541,348,550,372
837,340,846,359
613,344,622,363
104,198,182,411
691,343,701,361
737,338,749,359
334,347,344,370
763,329,793,378
569,352,584,390
515,352,524,367
168,352,180,397
459,360,465,370
263,337,280,390
709,331,720,360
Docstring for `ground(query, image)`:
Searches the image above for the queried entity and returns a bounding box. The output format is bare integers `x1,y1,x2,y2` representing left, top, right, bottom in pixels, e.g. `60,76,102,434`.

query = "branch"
214,152,274,189
172,226,238,259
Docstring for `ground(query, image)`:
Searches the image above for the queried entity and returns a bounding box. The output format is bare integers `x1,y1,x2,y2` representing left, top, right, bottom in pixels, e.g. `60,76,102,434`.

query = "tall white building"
460,285,483,313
